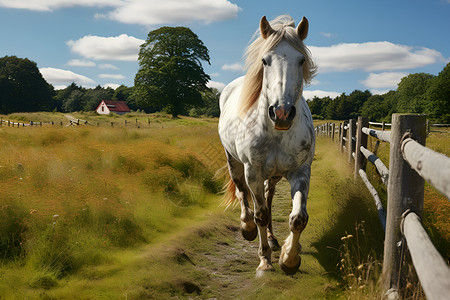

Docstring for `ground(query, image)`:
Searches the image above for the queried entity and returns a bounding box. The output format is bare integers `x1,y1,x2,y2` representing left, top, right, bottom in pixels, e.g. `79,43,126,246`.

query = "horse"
218,15,317,276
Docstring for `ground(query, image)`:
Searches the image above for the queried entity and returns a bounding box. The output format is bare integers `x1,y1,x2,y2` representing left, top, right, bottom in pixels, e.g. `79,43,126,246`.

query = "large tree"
134,26,211,117
0,56,54,114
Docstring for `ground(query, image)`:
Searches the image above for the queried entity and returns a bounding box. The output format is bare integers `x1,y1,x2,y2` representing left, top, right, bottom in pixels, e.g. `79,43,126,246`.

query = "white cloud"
370,89,391,95
310,79,320,86
320,32,332,38
103,83,120,89
309,42,445,73
67,59,96,67
67,34,144,61
0,0,240,26
99,63,119,70
361,72,407,89
0,0,121,11
303,90,341,100
210,72,220,77
222,63,244,72
207,80,226,92
99,0,240,26
99,73,125,79
39,67,96,87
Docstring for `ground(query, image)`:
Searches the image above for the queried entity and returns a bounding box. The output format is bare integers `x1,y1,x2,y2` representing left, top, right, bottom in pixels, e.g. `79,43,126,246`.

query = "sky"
0,0,449,100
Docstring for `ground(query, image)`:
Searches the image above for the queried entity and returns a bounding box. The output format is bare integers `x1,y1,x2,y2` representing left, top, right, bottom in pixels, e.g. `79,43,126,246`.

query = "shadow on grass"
310,176,386,280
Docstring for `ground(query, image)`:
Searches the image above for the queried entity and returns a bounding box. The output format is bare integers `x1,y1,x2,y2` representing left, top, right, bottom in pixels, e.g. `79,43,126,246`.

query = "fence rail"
0,117,153,129
316,115,450,299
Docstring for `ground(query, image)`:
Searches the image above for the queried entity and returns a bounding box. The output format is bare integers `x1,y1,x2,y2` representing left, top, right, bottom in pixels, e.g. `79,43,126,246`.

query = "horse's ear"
260,16,274,39
297,16,309,40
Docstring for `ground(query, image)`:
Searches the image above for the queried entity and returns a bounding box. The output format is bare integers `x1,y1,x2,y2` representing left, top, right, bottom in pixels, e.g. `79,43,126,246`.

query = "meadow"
0,113,447,299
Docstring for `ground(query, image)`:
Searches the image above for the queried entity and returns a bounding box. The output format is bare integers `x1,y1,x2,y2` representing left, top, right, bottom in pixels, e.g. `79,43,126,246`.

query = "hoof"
241,226,258,241
255,266,274,278
279,256,301,275
268,238,281,251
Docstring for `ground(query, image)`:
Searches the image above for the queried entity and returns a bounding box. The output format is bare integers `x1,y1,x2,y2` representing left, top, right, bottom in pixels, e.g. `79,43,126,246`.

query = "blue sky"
0,0,449,99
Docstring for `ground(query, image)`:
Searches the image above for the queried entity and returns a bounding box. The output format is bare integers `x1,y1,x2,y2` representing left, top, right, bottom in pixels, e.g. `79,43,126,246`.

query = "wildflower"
357,264,364,270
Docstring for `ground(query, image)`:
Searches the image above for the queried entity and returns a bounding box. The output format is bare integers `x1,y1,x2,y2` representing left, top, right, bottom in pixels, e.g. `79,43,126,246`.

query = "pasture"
0,113,448,298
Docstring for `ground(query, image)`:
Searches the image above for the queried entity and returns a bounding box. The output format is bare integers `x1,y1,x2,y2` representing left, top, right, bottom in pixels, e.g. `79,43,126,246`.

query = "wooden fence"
316,114,450,300
0,117,152,128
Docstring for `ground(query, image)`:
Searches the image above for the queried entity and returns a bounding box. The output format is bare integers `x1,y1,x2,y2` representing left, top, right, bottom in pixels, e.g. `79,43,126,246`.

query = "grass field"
0,113,447,298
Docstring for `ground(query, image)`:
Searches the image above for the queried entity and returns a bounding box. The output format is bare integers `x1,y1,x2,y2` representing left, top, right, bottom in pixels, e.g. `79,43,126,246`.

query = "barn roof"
98,100,130,112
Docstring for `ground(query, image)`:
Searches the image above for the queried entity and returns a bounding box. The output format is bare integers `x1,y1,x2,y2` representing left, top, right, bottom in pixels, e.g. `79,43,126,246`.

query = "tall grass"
0,118,226,295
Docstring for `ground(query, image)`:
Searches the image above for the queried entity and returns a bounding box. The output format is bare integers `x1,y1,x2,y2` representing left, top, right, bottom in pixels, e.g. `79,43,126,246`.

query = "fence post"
382,114,426,297
382,121,386,131
354,116,369,179
347,119,356,163
331,123,335,141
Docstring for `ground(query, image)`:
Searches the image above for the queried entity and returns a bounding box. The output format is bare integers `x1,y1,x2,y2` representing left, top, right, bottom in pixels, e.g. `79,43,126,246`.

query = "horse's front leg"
245,164,272,277
280,164,311,275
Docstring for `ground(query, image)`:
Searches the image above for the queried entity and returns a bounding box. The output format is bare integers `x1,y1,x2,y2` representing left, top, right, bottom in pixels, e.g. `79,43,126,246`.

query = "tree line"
0,54,220,117
308,63,449,123
1,23,448,122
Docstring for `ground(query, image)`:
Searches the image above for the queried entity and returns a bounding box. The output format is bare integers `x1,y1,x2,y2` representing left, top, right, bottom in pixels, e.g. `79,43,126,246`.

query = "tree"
83,85,114,111
0,56,55,114
189,87,220,117
63,90,85,112
396,73,435,113
113,85,136,110
55,82,82,112
347,90,371,118
424,62,450,123
134,26,211,117
361,94,393,122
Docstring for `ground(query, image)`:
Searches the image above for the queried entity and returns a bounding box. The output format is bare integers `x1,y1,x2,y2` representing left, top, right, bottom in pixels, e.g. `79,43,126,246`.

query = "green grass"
0,114,446,299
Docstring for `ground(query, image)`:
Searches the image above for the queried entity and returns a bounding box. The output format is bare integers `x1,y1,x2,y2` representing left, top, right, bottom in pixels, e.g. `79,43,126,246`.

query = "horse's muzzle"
269,105,296,130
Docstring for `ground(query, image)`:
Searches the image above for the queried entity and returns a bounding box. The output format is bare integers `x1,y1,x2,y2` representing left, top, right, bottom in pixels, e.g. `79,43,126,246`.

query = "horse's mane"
240,15,317,116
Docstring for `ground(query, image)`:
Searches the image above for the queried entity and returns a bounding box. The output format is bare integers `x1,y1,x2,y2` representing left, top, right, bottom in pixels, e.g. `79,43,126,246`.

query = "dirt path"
129,140,354,299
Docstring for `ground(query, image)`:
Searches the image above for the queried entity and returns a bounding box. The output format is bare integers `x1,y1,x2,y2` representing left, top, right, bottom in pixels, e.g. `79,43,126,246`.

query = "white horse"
218,15,316,276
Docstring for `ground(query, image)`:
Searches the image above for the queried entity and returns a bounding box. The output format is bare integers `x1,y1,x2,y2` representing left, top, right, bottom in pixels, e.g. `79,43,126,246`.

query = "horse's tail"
222,178,237,209
215,164,237,209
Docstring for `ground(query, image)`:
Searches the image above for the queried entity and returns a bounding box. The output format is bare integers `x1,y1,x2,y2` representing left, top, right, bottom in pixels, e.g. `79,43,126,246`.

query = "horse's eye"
299,57,306,65
262,58,268,66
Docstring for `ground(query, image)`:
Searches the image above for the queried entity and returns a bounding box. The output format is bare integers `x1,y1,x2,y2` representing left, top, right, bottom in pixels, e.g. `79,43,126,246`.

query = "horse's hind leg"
226,151,257,241
280,164,311,275
265,176,282,251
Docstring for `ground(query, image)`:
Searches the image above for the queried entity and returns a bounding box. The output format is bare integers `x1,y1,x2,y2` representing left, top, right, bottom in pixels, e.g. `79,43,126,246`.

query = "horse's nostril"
268,106,276,122
287,106,296,121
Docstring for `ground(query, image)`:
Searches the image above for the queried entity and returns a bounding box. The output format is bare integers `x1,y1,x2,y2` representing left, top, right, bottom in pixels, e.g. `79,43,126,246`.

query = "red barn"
96,100,131,115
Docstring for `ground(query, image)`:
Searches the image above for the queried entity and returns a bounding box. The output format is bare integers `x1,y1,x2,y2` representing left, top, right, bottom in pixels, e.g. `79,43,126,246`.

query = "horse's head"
260,16,311,131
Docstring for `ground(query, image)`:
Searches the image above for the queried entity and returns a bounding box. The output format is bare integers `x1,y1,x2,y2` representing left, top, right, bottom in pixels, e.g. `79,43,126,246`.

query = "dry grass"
0,115,227,297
